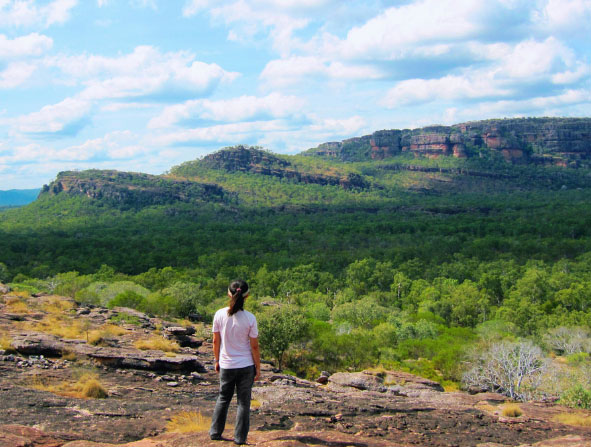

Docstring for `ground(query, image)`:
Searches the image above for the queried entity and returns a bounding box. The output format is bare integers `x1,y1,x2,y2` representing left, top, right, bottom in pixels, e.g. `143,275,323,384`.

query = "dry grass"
87,324,127,346
553,412,591,427
166,411,212,433
0,332,15,352
502,404,523,417
251,398,262,409
134,336,180,352
5,298,30,314
31,372,108,399
26,315,86,339
475,402,497,413
40,297,75,314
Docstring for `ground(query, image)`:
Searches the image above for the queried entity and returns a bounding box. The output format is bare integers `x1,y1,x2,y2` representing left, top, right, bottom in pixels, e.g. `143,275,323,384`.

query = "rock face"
306,118,591,166
41,170,227,208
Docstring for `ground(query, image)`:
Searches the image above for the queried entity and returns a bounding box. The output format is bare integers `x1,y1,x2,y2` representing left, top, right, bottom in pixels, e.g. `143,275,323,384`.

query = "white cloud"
499,38,573,79
0,61,37,88
148,92,305,129
153,115,366,151
383,74,510,107
0,0,78,28
47,46,239,101
260,56,383,87
12,97,91,134
537,0,591,33
0,33,53,59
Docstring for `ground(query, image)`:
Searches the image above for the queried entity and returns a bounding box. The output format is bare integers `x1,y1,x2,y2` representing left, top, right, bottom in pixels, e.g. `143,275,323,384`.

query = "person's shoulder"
214,307,229,318
243,310,257,321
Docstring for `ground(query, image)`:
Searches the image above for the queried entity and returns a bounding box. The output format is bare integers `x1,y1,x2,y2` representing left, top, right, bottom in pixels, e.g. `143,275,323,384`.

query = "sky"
0,0,590,189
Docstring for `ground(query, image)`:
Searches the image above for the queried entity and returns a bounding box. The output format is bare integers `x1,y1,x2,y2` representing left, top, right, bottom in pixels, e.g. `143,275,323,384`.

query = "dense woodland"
1,144,591,405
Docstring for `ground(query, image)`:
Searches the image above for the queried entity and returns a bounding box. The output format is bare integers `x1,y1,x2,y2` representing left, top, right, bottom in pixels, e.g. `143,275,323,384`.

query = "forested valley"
2,129,591,407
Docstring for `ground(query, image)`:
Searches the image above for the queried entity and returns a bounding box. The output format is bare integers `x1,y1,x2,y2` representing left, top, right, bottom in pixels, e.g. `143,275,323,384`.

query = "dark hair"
228,280,249,316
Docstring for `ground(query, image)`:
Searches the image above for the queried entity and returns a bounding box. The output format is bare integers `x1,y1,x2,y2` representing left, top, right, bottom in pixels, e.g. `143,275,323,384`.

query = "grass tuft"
553,412,591,427
31,372,108,399
166,411,211,433
502,404,523,417
73,374,108,398
0,332,15,352
134,336,180,352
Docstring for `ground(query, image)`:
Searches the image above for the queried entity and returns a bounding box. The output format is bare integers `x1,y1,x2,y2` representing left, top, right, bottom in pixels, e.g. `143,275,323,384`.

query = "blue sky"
0,0,590,189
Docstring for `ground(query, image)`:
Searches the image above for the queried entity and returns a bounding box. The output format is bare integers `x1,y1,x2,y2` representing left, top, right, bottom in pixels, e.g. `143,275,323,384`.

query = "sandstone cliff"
306,117,591,166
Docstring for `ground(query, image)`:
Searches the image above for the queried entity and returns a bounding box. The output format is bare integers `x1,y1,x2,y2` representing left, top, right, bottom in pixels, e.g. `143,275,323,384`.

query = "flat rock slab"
9,333,205,372
328,369,444,394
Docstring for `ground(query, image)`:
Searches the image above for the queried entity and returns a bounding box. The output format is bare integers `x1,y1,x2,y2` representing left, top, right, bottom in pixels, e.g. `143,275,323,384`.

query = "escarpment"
306,117,591,166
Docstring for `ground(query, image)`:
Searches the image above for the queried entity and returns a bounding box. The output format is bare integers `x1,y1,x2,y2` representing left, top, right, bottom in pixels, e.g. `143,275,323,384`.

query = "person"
209,280,261,445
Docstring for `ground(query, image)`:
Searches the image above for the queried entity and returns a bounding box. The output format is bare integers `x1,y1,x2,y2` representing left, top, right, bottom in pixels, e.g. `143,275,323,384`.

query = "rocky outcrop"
41,170,227,208
306,118,591,167
181,146,370,189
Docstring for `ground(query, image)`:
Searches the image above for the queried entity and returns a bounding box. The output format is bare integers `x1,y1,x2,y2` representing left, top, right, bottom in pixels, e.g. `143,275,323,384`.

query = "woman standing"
210,280,261,445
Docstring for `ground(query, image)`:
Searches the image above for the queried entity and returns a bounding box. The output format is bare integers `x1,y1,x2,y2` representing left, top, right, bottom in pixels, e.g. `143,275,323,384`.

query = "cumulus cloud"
537,0,591,34
148,92,305,129
261,56,383,87
0,0,78,28
46,46,239,102
0,62,37,88
0,33,53,59
11,97,91,135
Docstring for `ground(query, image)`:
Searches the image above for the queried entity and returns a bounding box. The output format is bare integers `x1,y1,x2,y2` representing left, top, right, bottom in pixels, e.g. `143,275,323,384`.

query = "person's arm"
250,337,261,381
213,332,221,373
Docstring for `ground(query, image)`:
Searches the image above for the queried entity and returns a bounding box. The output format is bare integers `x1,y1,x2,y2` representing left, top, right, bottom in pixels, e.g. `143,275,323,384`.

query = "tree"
463,340,547,400
543,326,591,355
258,306,307,370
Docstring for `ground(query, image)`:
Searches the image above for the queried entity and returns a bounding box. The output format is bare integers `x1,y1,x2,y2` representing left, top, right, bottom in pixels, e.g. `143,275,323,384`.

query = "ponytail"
228,280,249,316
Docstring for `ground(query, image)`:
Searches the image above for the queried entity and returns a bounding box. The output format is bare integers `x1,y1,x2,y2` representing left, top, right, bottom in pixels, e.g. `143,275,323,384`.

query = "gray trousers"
210,365,255,444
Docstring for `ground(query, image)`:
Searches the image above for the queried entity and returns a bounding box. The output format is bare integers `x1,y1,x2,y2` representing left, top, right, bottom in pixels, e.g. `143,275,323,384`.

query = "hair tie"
236,288,242,293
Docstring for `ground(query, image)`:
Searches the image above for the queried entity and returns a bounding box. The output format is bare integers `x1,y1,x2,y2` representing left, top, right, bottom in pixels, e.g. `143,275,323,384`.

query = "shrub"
166,411,211,433
560,385,591,409
107,290,147,310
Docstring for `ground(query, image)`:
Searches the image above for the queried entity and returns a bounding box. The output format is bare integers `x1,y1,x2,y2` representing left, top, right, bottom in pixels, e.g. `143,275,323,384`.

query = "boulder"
0,283,11,294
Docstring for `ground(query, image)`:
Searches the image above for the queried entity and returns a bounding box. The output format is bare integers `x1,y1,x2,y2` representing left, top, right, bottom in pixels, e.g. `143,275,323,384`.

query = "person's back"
209,280,260,445
213,307,257,369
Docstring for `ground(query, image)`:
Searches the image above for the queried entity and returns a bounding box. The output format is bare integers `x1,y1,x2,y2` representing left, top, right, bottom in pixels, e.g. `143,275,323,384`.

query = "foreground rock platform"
1,292,590,446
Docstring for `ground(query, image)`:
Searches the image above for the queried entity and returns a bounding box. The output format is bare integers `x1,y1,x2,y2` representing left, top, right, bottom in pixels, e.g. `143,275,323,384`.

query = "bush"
560,385,591,409
107,290,147,310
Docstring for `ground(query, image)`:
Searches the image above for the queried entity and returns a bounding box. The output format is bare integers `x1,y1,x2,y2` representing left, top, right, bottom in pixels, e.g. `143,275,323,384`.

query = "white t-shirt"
212,307,259,369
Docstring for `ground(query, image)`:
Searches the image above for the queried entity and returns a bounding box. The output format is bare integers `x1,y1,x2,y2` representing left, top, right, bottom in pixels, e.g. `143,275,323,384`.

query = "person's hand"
215,361,220,373
254,367,260,382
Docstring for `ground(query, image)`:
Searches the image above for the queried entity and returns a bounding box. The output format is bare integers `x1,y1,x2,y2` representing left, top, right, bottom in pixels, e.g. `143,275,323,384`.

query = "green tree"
258,305,307,370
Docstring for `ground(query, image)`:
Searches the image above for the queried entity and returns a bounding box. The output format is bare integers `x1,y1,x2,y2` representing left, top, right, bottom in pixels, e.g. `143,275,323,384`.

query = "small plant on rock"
166,411,211,433
501,404,523,417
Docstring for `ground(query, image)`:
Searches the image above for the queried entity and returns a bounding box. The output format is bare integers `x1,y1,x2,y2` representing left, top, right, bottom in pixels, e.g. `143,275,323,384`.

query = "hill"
1,118,591,278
